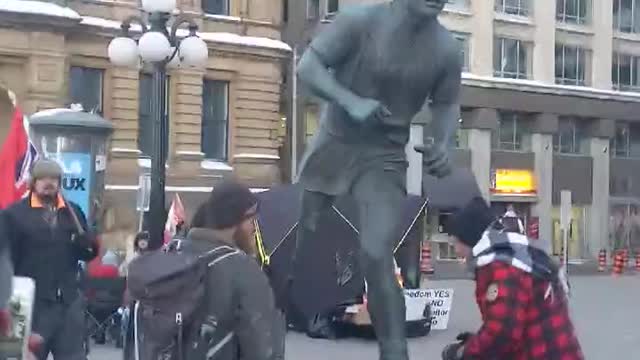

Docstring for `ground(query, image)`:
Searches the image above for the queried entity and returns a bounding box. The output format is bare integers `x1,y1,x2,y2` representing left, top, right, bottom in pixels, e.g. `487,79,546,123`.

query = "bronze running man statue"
293,0,462,358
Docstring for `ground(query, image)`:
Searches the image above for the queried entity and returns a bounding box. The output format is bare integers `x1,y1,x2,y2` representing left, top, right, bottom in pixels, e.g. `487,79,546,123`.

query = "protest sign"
404,288,454,330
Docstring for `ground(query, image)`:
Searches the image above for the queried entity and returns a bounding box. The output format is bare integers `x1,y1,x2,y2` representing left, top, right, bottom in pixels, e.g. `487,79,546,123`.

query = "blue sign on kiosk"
28,109,113,228
59,152,93,218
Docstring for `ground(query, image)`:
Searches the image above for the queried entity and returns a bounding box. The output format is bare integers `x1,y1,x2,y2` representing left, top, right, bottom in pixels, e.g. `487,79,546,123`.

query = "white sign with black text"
404,288,454,330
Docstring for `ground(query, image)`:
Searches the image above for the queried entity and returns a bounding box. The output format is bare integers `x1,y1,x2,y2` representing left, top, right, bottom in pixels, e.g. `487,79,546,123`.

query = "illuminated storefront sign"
491,169,537,195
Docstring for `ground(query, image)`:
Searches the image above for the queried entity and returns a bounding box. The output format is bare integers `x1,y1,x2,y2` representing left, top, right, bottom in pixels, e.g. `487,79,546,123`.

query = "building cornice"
0,12,81,32
76,16,291,59
462,73,640,104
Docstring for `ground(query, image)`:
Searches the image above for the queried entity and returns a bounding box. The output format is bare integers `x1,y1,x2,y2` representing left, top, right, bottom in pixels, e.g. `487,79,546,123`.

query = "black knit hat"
447,196,495,248
205,180,258,230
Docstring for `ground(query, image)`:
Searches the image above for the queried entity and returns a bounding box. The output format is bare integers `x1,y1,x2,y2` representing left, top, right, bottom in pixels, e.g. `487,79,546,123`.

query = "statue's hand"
347,97,391,124
415,143,452,178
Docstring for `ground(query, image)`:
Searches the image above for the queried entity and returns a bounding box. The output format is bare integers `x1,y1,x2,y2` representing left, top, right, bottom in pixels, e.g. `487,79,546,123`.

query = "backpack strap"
185,245,241,358
199,245,242,268
206,332,234,359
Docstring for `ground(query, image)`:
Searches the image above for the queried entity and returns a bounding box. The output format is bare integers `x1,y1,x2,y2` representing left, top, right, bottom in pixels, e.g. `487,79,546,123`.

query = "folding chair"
84,277,127,345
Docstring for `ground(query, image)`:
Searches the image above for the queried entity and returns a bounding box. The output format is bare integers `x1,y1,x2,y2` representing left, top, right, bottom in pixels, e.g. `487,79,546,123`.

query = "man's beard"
38,192,57,205
233,228,255,255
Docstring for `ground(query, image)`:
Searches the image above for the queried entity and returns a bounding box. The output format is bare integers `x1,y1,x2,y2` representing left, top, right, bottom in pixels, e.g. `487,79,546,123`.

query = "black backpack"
127,238,240,360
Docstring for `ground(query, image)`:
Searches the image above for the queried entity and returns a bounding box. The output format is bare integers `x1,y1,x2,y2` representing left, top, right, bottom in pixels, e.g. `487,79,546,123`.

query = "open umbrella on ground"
255,184,427,327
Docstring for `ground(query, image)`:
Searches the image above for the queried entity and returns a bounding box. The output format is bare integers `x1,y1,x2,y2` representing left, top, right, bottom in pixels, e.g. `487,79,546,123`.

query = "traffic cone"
598,249,607,272
613,251,624,276
635,250,640,272
420,243,434,274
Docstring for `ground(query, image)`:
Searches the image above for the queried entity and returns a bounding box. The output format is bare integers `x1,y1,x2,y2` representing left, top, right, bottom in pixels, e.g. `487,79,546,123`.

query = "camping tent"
255,184,427,325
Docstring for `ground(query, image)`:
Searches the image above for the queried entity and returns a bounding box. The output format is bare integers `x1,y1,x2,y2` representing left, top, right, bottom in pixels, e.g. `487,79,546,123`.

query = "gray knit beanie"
30,159,63,184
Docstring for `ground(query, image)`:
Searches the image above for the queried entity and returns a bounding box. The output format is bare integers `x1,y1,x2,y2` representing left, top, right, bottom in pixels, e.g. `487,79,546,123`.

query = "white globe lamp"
179,36,209,68
141,0,176,13
138,31,172,62
108,37,139,67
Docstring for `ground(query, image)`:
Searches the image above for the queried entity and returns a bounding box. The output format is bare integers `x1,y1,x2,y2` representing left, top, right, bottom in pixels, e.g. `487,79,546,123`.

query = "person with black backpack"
127,180,285,360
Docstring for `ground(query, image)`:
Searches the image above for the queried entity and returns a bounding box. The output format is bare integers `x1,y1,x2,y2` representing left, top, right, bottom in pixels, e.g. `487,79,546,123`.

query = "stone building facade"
0,0,290,238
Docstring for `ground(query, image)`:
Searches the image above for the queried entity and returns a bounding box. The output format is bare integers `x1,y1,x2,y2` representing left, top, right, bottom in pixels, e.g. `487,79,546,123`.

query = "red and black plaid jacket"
464,261,584,360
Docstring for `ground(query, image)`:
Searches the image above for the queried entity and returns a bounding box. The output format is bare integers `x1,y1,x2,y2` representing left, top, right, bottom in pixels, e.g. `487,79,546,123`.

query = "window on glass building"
307,0,319,19
556,0,590,24
453,32,470,72
611,121,640,158
609,203,640,250
494,38,530,79
456,128,469,149
327,0,339,14
305,104,320,145
612,52,640,91
555,44,589,86
614,0,640,33
493,112,528,151
495,0,529,17
554,118,584,154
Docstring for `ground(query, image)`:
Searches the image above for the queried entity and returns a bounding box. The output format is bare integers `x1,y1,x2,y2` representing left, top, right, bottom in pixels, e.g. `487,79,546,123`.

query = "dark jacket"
187,228,285,360
0,213,11,308
464,229,583,360
0,194,97,304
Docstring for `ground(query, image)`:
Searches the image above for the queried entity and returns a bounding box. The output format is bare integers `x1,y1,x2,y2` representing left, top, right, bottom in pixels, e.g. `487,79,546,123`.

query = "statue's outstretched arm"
297,49,361,112
296,9,389,124
415,44,463,178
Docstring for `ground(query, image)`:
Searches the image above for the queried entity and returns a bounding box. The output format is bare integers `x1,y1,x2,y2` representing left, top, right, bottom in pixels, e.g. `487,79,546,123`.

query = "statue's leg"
292,189,334,281
352,169,408,360
288,190,334,322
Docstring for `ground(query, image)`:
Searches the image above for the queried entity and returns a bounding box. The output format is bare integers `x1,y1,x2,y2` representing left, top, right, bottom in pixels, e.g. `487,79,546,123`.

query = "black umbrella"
255,185,427,323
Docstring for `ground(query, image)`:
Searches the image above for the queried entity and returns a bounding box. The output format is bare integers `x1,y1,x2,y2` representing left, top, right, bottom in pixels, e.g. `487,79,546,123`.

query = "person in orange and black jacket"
441,197,584,360
0,159,97,360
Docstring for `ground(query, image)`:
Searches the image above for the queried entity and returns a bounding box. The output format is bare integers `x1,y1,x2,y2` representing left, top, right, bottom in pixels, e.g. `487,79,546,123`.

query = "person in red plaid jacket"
441,197,584,360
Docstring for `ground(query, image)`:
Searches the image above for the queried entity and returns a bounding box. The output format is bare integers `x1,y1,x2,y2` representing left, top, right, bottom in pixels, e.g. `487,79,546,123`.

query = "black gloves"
455,331,474,343
441,332,474,360
71,232,95,256
441,342,464,360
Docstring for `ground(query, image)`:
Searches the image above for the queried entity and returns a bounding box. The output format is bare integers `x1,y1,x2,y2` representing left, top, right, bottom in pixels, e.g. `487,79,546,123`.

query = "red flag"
0,105,36,209
164,194,186,244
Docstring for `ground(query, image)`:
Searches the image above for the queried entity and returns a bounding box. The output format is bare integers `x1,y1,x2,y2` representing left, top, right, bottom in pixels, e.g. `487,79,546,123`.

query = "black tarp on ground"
255,184,427,324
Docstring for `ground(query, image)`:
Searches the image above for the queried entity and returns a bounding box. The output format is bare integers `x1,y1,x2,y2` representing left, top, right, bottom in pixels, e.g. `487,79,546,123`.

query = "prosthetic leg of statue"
294,168,409,360
353,168,408,360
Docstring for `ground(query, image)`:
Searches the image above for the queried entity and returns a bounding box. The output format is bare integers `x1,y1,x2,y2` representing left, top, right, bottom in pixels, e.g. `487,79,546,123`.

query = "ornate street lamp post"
107,0,208,248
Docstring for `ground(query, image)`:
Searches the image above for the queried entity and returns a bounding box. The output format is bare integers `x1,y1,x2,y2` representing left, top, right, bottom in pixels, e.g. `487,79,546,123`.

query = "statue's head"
402,0,446,18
